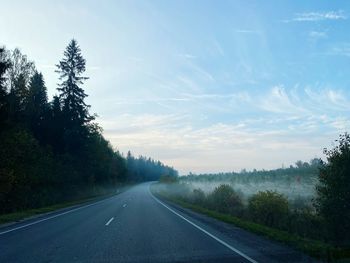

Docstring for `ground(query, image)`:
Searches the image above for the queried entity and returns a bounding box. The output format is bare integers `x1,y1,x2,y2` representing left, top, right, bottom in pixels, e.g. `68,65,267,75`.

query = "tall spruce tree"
56,39,93,128
56,39,93,151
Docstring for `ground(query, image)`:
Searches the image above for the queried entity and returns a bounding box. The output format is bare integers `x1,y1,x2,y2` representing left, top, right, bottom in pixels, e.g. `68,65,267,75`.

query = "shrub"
190,188,206,205
248,190,289,228
207,184,243,215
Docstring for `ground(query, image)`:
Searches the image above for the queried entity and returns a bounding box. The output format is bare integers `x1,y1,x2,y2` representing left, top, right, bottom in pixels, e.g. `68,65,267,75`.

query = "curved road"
0,182,316,262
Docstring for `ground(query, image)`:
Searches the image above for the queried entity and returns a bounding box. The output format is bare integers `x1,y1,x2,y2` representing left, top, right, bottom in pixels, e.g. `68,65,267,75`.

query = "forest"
0,40,177,215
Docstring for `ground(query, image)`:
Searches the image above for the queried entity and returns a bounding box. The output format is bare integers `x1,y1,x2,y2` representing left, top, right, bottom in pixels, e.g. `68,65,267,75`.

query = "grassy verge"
0,184,133,226
151,187,350,262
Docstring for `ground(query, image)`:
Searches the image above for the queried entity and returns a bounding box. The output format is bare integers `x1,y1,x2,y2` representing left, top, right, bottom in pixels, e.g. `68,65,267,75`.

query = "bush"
207,184,243,216
248,190,289,228
190,188,206,205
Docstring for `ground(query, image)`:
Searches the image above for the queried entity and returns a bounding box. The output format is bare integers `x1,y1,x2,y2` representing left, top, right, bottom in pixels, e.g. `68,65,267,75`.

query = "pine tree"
8,73,28,122
26,72,48,139
0,47,10,129
55,39,93,128
55,39,94,151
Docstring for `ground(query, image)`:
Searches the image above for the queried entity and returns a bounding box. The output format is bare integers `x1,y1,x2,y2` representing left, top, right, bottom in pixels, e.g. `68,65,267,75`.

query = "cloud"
102,111,341,174
309,31,327,39
100,85,350,174
329,43,350,57
304,87,350,111
212,39,225,56
235,29,260,34
287,10,347,22
330,117,350,131
259,86,307,114
176,53,197,59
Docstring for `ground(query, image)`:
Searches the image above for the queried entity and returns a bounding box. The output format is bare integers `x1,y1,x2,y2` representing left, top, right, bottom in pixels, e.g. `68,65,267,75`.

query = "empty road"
0,182,316,262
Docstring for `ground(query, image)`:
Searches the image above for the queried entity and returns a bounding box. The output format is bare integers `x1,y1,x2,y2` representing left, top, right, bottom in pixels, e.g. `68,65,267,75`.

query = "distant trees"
316,133,350,245
126,151,178,181
183,159,321,186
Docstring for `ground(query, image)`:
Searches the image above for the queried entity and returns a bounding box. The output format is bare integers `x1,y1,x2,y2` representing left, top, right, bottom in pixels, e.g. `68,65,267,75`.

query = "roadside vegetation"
0,42,177,216
153,135,350,261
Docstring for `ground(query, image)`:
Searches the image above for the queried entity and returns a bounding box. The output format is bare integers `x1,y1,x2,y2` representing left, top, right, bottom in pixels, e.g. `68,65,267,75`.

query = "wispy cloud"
235,29,260,34
287,10,347,22
176,53,197,59
309,31,327,39
259,86,307,114
212,39,225,56
329,43,350,57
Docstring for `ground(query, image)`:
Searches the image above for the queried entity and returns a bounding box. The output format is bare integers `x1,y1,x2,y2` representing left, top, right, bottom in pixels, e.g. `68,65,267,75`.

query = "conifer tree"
26,72,48,138
56,39,93,128
0,48,10,129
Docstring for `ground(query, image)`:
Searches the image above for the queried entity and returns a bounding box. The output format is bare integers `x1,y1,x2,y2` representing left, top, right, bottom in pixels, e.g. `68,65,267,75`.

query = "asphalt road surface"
0,182,317,263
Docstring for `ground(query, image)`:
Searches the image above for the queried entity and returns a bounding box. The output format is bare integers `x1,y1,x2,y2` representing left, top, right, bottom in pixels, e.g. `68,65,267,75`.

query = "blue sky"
1,0,350,174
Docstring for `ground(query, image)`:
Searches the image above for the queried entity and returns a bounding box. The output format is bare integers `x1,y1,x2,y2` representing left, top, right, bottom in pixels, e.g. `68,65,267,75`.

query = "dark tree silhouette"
56,39,93,127
55,39,95,151
316,133,350,245
26,72,48,140
0,47,10,129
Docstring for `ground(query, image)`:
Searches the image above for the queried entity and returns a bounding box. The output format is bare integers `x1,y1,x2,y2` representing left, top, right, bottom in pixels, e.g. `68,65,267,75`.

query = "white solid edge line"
0,196,115,236
149,190,258,263
105,217,114,226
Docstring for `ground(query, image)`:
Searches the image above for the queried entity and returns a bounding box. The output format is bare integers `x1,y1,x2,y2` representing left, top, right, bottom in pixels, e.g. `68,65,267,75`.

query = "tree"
5,48,35,91
8,73,28,122
0,47,10,129
316,133,350,245
5,49,35,124
56,39,94,151
56,39,93,128
26,72,48,139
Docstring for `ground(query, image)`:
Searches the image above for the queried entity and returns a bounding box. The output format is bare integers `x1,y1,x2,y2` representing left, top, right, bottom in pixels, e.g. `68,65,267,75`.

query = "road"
0,182,317,263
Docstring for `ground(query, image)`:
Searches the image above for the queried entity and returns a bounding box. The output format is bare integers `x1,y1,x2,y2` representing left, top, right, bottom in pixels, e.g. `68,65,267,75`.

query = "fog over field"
178,159,320,208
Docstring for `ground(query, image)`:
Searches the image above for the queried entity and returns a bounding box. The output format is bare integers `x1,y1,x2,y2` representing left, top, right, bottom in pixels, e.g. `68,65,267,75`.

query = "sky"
1,0,350,174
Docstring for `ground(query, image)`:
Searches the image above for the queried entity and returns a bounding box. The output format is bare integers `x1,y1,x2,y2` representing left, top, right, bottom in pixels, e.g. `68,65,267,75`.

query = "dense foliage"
248,190,288,228
0,41,177,214
316,133,350,246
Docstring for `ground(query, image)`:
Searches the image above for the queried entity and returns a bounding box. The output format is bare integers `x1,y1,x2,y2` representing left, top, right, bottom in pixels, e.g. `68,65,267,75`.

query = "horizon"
1,0,350,174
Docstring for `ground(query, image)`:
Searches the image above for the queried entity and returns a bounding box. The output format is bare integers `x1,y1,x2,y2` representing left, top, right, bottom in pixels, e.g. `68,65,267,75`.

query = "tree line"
0,40,177,214
184,158,321,185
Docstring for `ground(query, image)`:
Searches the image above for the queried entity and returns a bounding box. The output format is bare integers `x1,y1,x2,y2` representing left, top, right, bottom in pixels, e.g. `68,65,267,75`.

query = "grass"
151,186,350,262
0,184,132,226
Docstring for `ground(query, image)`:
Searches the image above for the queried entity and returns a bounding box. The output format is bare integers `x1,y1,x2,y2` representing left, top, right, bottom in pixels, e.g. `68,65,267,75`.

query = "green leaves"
316,133,350,245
